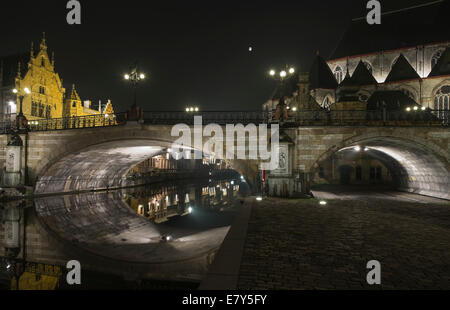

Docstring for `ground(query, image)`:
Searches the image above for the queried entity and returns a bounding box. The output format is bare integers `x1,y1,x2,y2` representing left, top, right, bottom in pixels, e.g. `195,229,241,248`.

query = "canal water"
0,177,249,289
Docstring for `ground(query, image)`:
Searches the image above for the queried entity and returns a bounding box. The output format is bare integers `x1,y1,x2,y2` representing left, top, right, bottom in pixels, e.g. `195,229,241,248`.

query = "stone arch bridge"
0,112,449,200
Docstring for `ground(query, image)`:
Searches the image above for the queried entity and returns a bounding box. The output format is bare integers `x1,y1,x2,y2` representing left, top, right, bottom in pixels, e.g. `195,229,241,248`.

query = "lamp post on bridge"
12,86,31,131
123,62,146,121
268,65,296,122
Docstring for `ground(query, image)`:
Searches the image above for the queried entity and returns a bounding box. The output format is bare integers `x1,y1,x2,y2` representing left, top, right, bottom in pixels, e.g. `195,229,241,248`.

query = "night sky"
0,0,433,112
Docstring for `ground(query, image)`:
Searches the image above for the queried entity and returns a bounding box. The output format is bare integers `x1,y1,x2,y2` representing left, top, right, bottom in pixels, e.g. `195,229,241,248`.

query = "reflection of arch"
334,66,343,84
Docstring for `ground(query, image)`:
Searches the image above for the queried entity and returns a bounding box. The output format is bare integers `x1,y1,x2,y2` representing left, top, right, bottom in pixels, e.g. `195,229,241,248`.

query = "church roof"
309,54,338,89
384,54,420,83
0,53,29,87
367,90,418,110
351,61,378,85
329,0,450,60
428,47,450,77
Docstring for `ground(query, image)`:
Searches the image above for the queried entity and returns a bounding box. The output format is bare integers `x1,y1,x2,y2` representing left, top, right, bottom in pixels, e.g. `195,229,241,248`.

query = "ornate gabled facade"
325,0,450,117
264,0,450,125
0,33,115,123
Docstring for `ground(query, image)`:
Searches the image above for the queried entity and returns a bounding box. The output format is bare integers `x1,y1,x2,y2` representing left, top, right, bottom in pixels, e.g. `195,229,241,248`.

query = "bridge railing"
142,111,269,125
0,110,448,134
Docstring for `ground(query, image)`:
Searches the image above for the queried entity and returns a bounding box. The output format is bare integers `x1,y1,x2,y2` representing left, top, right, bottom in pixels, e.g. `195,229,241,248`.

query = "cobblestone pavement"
237,189,450,290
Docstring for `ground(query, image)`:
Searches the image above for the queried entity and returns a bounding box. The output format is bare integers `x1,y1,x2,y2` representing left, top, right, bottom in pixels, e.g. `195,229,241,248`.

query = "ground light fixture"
256,196,263,201
319,200,327,205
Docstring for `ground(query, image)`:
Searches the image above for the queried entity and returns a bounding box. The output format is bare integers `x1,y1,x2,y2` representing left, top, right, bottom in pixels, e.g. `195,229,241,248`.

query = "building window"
356,166,362,181
39,86,45,94
41,57,45,67
334,66,343,84
431,50,442,68
38,103,44,117
434,85,450,124
45,105,51,119
370,167,375,180
376,166,382,180
31,102,37,116
72,101,77,108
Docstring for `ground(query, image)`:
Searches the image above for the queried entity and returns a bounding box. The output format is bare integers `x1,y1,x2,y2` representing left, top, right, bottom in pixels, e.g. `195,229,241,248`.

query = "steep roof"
428,47,450,77
384,54,420,83
329,0,450,60
309,54,338,89
0,53,29,87
351,61,378,85
367,90,418,110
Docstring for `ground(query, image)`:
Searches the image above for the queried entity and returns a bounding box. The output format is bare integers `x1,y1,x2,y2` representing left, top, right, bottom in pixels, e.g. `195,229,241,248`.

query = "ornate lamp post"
12,86,31,131
124,62,146,107
268,66,295,122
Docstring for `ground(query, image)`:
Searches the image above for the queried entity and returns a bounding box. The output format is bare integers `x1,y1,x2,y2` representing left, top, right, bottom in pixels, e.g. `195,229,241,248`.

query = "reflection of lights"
364,147,369,151
231,181,234,185
319,200,327,205
240,176,244,180
188,207,193,213
256,196,263,201
354,146,361,152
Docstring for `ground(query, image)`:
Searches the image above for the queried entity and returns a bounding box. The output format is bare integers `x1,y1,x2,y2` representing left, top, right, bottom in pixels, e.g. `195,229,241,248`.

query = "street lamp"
123,62,146,107
268,65,296,121
12,86,31,130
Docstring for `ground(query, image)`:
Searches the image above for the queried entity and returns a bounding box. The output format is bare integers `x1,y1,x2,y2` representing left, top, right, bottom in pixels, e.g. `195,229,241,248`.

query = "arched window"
431,50,442,69
434,85,450,124
363,61,373,74
334,66,343,84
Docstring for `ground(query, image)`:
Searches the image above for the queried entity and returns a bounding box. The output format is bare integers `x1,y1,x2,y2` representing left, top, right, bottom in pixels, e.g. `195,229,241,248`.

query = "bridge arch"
312,131,450,199
32,125,259,194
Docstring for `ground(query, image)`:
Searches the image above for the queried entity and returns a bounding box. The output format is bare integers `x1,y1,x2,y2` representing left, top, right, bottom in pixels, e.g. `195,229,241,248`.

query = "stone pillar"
2,133,24,187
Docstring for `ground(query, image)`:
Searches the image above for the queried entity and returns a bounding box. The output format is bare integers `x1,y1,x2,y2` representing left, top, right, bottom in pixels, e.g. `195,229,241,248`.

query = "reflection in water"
127,180,241,224
0,177,247,289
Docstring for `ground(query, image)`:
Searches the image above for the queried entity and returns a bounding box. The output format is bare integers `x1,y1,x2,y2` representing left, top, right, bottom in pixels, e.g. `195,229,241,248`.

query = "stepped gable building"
0,33,115,122
264,0,450,122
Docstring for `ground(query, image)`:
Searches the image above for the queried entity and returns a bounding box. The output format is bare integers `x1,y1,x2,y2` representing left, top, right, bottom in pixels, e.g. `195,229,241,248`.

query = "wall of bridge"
1,123,449,199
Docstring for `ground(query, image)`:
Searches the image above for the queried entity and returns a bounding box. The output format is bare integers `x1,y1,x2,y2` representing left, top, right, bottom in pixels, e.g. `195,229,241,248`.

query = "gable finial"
40,32,47,50
17,61,21,79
